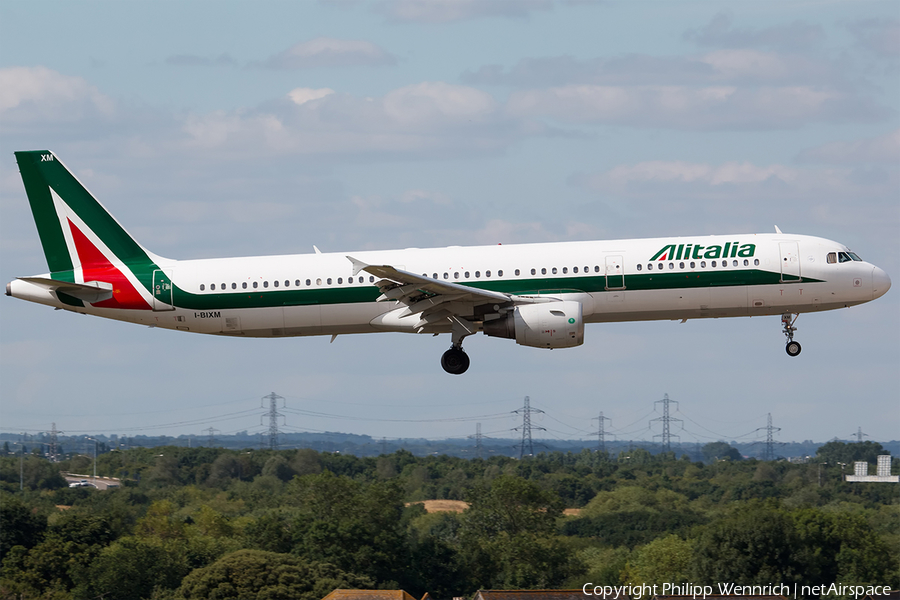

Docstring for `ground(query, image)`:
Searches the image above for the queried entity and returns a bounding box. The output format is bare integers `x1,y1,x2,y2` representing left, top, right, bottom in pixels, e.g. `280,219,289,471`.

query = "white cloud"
464,49,840,88
845,18,900,58
288,87,336,105
382,82,497,127
684,12,825,50
0,66,114,120
178,82,510,156
506,84,886,130
376,0,554,23
261,37,396,69
797,129,900,165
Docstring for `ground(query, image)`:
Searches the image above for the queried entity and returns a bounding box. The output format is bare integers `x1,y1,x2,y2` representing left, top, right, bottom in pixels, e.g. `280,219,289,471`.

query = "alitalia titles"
650,242,756,261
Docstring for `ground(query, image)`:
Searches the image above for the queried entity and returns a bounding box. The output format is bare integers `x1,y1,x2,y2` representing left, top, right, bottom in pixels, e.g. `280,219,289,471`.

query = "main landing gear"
441,346,470,375
782,313,801,357
441,316,477,374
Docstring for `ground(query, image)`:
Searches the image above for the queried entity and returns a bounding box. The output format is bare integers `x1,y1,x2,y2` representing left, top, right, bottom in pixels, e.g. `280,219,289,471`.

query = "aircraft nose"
873,266,891,299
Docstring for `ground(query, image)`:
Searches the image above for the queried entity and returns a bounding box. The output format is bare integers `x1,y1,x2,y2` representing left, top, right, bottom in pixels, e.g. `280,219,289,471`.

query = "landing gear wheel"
785,341,802,357
441,347,470,374
781,313,801,358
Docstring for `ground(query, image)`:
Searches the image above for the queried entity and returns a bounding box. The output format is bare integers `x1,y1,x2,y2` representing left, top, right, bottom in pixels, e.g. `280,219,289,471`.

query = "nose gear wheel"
781,313,801,357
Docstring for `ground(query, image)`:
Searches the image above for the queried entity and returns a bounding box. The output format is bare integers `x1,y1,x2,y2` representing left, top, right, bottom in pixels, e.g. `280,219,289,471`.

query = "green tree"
624,534,693,585
815,440,886,465
702,441,742,463
0,494,46,559
692,504,801,584
86,536,189,599
176,549,373,600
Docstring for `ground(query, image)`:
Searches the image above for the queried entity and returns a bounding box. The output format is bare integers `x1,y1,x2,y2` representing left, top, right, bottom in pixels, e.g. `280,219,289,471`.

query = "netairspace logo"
581,583,894,599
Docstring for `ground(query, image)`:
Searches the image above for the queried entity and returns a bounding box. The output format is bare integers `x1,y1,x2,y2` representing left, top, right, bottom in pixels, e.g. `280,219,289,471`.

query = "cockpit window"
838,252,853,263
847,251,862,261
827,252,836,264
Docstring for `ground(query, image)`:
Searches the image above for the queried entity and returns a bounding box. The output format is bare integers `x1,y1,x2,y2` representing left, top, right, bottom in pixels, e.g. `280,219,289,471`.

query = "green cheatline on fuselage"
126,268,820,311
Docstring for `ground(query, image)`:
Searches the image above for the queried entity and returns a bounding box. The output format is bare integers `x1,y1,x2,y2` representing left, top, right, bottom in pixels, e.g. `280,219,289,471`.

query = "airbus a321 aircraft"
6,151,892,374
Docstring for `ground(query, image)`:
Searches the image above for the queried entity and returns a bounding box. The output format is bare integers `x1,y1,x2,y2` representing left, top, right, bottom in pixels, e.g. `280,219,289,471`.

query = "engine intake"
483,301,584,349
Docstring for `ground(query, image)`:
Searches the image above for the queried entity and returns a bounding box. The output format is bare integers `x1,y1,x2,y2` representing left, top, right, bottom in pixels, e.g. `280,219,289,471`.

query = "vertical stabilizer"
14,151,162,309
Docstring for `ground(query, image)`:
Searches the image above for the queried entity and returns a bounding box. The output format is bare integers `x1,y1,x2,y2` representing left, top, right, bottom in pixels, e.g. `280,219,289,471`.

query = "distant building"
322,591,418,600
475,592,615,600
845,455,898,483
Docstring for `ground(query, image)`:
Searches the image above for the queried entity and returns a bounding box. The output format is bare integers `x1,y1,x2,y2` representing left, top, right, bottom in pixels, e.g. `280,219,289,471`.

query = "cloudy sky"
1,0,897,447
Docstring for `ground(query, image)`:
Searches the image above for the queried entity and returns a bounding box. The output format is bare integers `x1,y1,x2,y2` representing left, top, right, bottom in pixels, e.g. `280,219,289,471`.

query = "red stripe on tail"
68,219,151,310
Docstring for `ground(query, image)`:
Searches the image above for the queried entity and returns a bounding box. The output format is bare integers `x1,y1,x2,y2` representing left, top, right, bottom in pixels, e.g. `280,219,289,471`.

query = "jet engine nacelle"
483,301,584,349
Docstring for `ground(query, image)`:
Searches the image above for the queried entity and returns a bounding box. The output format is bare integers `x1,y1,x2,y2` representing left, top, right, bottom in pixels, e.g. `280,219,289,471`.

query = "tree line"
1,441,897,599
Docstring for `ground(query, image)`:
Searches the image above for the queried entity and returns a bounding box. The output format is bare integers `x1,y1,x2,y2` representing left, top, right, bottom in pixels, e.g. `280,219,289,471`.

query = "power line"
650,393,683,452
513,396,545,459
592,411,612,453
261,392,285,450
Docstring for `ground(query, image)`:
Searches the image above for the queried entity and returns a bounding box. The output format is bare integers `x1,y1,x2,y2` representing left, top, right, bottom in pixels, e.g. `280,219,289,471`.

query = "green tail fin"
15,150,157,274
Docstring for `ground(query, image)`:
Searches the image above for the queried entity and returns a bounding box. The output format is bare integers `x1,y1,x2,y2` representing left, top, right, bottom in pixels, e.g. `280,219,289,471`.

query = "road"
62,473,121,490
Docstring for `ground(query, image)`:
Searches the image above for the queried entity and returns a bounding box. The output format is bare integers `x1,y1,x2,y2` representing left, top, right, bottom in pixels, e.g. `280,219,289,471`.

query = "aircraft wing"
347,256,513,331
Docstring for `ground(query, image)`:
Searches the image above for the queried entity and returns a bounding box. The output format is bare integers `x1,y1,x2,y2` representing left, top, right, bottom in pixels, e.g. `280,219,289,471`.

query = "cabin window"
243,282,248,289
636,264,642,272
594,266,600,273
295,280,300,286
573,266,579,273
541,268,547,275
679,262,685,269
743,260,749,266
700,261,706,268
562,267,568,274
690,262,695,269
531,268,536,275
359,277,364,283
232,283,237,290
657,263,663,270
273,280,279,288
498,270,503,277
306,279,311,286
486,271,492,277
465,272,470,279
432,273,438,279
475,271,481,278
369,276,375,283
668,263,675,270
200,284,205,291
221,283,226,290
732,260,738,267
454,272,460,279
327,278,332,285
316,278,322,286
253,281,259,289
754,259,759,266
552,267,557,275
338,277,344,284
584,266,589,273
263,281,269,288
443,273,449,280
211,283,216,290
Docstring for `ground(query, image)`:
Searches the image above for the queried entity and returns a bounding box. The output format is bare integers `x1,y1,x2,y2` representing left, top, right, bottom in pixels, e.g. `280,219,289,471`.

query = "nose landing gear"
782,313,801,357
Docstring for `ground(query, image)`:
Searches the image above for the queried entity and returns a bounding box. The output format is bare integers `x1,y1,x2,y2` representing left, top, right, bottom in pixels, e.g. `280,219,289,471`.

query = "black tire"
785,341,801,357
441,348,470,374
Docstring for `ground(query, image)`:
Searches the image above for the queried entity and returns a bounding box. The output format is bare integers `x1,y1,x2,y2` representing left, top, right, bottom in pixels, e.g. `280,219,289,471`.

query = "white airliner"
6,151,891,374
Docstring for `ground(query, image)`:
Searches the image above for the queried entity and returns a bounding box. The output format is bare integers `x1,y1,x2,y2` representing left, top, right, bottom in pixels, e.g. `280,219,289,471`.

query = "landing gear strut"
782,313,801,357
441,316,477,374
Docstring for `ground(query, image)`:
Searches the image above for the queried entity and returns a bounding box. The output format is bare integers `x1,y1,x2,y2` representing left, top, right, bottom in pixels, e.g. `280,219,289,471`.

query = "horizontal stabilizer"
18,277,113,303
